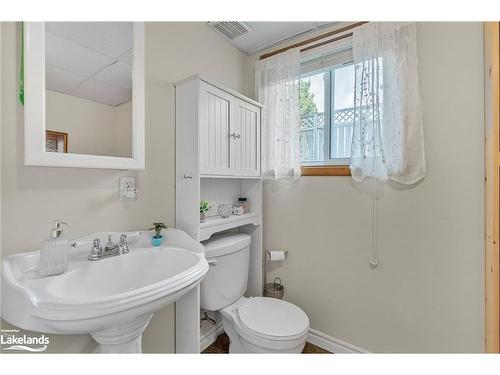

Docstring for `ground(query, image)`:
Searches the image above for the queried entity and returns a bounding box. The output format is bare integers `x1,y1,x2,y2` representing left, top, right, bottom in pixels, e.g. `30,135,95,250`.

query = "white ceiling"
45,22,133,107
45,22,335,105
209,22,336,55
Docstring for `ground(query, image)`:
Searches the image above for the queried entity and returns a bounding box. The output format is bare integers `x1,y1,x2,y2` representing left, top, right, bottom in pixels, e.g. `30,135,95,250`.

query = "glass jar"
234,197,250,215
232,202,244,215
217,203,233,218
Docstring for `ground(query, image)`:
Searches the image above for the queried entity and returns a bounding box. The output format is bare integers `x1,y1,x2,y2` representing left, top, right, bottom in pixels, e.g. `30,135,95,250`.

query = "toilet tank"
200,233,251,311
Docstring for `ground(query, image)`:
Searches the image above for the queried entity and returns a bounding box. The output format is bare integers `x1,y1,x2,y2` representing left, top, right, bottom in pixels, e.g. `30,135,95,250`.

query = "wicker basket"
263,277,284,299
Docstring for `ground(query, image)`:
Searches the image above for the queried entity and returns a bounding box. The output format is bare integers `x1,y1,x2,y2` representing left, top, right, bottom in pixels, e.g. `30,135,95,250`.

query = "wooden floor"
202,333,331,354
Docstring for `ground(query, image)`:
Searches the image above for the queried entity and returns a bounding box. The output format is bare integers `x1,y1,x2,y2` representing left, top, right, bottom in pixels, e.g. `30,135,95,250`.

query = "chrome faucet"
88,234,127,261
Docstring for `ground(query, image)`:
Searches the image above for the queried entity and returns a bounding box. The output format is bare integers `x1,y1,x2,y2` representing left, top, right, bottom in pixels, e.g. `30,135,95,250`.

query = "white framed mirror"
24,22,145,169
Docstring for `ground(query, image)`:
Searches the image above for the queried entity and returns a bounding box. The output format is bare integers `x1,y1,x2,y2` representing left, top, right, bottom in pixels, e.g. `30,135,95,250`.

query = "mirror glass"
44,22,133,157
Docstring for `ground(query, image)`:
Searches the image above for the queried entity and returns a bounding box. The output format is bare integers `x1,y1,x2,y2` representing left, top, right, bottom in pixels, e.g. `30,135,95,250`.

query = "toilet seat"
235,297,309,341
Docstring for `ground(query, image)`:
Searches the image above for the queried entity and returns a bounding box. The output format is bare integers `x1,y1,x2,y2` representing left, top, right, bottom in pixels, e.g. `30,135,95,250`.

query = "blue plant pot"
151,235,163,247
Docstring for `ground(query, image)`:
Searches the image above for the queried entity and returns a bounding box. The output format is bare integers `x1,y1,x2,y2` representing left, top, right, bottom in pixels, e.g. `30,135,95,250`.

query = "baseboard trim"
200,323,224,352
307,328,369,353
199,325,368,354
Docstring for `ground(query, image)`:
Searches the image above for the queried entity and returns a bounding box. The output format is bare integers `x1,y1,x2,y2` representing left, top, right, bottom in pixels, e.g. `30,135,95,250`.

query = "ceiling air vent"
208,21,252,41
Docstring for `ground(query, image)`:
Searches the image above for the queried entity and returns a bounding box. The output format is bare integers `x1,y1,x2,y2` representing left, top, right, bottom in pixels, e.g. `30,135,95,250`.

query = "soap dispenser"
39,220,69,276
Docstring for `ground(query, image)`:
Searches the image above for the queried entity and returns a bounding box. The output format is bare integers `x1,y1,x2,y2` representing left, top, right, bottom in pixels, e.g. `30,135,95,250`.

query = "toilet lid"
237,297,309,340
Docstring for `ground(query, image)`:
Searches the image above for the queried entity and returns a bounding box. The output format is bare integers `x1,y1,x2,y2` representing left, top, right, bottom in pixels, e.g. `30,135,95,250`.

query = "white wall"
1,21,248,353
249,22,485,352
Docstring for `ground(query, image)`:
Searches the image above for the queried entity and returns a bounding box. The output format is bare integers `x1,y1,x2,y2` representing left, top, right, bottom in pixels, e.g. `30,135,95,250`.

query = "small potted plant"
200,200,211,223
149,222,167,247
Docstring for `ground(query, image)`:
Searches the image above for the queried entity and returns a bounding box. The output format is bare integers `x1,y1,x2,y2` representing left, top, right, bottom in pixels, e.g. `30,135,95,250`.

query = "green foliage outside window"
299,79,317,116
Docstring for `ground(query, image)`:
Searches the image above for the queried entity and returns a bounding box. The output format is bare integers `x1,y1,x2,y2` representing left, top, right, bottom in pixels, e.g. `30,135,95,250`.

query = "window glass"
299,59,357,165
299,72,326,162
330,64,355,160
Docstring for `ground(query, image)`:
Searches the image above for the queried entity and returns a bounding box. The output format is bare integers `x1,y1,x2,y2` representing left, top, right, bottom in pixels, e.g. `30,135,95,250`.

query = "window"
299,62,355,167
298,39,355,177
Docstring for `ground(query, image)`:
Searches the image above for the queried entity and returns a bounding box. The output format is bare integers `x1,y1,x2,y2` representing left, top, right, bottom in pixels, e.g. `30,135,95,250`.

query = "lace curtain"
350,22,425,184
255,49,301,181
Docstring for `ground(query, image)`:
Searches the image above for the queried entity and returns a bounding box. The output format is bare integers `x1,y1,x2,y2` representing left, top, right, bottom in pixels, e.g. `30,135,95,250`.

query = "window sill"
301,165,351,176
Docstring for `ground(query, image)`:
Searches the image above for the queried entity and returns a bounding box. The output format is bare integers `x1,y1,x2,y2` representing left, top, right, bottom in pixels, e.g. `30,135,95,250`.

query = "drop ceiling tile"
208,21,338,55
238,22,322,54
119,49,133,66
45,31,116,77
45,64,87,93
70,78,132,106
95,61,132,90
314,22,332,27
45,22,133,58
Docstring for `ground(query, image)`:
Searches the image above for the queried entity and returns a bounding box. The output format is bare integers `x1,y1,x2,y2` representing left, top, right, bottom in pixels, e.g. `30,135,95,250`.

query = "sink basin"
1,228,209,353
47,248,200,301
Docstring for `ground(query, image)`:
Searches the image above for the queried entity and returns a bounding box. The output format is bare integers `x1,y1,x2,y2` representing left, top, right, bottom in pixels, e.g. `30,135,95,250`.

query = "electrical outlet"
119,176,139,201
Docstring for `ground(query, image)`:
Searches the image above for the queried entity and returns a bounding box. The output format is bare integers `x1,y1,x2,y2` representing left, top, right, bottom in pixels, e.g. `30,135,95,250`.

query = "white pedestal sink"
1,229,208,353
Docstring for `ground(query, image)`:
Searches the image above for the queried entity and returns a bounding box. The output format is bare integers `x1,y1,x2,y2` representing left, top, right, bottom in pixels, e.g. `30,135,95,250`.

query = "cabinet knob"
230,133,241,139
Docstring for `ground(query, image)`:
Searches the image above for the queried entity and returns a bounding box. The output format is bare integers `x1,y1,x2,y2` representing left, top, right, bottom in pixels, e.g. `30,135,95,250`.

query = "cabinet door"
230,99,261,176
199,83,232,175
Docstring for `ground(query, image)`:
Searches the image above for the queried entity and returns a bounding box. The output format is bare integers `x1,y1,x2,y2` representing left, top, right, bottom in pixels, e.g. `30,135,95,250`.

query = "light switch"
119,176,139,201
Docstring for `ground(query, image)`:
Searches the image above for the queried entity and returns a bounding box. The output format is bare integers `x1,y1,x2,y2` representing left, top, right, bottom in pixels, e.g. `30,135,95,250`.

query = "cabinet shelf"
199,212,261,241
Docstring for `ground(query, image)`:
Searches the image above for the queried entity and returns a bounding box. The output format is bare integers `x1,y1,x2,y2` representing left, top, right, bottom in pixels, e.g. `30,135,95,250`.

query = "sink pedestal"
175,284,201,353
91,314,153,353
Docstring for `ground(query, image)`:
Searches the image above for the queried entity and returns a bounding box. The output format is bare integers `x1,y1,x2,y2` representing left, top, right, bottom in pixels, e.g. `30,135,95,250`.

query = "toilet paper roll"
268,250,286,261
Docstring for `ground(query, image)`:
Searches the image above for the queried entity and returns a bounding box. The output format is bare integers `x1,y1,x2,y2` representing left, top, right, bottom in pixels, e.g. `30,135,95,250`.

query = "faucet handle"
119,234,129,254
88,238,103,260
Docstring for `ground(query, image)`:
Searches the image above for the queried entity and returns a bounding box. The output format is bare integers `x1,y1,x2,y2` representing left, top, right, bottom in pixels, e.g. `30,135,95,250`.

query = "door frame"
484,21,500,353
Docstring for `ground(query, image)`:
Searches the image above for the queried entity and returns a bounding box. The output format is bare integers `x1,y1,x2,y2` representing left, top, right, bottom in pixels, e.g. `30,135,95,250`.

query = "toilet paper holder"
263,250,287,298
265,250,288,260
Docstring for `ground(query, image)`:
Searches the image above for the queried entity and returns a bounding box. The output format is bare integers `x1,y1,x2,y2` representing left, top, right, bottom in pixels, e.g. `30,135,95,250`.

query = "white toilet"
200,233,309,353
